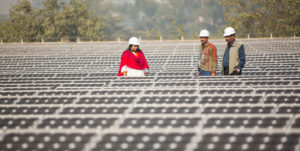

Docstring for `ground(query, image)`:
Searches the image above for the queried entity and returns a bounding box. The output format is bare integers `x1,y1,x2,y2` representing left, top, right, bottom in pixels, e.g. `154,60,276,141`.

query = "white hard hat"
224,27,236,36
199,29,209,37
128,37,140,45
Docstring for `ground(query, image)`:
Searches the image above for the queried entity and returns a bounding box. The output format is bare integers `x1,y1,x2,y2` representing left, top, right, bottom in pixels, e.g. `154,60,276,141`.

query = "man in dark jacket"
221,27,246,75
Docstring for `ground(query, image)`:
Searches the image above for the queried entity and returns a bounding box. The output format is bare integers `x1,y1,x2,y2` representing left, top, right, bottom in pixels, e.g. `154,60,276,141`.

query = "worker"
221,27,246,75
118,37,149,76
197,29,217,76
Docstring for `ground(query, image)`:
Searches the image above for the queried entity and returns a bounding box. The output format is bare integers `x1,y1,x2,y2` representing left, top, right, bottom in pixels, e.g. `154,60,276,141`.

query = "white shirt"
121,65,146,77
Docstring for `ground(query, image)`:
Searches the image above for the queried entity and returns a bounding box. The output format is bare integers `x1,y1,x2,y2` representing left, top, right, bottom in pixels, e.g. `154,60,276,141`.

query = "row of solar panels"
1,104,300,114
1,131,299,151
1,88,299,95
0,95,299,104
2,114,300,129
0,73,300,79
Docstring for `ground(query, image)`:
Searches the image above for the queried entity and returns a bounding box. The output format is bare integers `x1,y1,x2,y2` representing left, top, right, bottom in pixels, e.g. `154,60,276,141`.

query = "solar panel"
0,38,300,151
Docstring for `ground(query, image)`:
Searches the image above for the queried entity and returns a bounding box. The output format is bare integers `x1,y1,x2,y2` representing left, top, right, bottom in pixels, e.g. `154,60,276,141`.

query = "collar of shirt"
131,51,138,58
227,39,235,47
201,42,209,49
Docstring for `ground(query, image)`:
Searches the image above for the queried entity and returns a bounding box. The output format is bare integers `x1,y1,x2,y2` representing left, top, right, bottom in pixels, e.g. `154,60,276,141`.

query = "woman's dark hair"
128,44,140,52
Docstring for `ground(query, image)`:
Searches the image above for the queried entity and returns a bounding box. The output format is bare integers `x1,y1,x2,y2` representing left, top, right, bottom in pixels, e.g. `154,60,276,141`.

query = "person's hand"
197,72,199,77
236,69,240,73
144,72,149,76
212,72,216,76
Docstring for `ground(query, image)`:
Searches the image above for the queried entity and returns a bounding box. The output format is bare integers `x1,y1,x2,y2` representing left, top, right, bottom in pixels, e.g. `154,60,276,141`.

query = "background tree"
42,0,103,41
0,0,104,42
2,0,297,42
7,0,43,42
222,0,299,37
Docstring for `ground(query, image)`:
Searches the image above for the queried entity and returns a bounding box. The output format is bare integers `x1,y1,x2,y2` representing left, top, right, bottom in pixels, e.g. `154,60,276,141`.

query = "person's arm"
144,68,149,76
121,65,128,76
211,46,217,76
237,45,246,72
119,51,128,76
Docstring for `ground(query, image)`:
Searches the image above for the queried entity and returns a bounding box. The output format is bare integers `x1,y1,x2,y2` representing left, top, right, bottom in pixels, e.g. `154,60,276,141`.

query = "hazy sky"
0,0,18,15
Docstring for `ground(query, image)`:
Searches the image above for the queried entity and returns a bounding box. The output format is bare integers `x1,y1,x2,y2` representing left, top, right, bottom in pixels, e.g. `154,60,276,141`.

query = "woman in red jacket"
118,37,149,76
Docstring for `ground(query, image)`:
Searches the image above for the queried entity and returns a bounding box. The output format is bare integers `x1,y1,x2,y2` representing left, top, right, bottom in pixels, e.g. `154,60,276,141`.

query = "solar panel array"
0,38,300,151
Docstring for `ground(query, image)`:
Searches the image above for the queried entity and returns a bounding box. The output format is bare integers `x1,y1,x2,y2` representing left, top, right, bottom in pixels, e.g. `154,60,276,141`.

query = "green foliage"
2,0,296,42
7,0,43,41
0,0,103,42
221,0,300,37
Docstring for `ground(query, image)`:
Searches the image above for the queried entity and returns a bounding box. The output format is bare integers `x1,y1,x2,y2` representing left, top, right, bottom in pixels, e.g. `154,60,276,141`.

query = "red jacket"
118,49,149,76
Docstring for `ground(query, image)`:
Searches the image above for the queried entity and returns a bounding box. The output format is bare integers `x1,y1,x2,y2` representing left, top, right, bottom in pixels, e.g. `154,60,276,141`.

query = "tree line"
222,0,299,37
0,0,298,42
